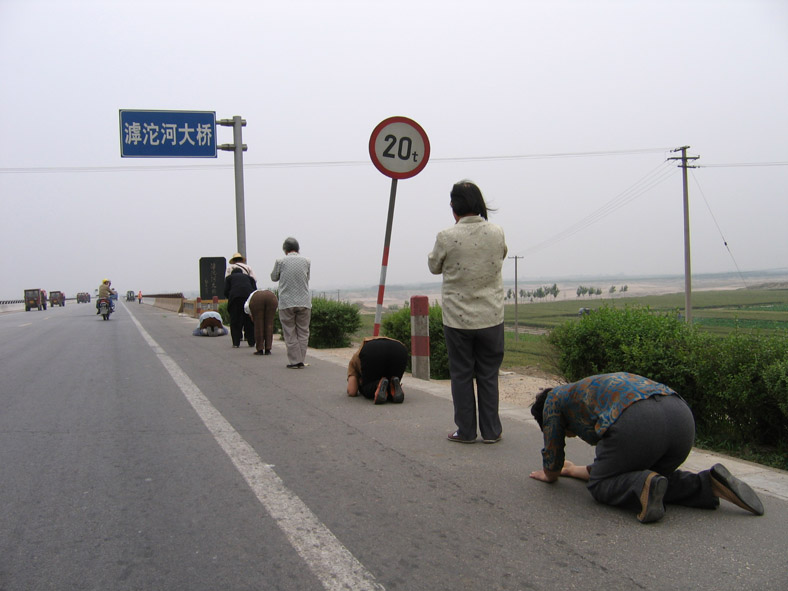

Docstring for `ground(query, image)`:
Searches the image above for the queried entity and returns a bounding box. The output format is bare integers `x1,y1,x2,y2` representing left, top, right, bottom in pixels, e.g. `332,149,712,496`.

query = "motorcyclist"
96,279,117,314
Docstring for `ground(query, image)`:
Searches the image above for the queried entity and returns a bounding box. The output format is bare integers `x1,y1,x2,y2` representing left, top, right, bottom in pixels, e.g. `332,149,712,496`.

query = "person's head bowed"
450,180,491,221
530,388,553,431
283,237,300,254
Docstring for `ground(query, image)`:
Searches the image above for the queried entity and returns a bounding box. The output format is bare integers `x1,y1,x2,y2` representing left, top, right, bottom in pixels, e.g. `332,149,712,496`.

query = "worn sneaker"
374,378,389,405
710,463,764,516
389,376,405,403
447,431,475,443
637,472,668,523
482,435,503,444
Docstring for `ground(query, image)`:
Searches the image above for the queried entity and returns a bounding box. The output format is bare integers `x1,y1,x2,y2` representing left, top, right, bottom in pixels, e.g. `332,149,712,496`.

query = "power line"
689,170,749,289
699,162,788,168
0,147,674,175
513,160,677,258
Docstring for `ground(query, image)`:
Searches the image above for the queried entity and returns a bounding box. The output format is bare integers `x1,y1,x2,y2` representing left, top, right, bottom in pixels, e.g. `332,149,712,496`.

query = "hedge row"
548,305,788,462
219,297,361,349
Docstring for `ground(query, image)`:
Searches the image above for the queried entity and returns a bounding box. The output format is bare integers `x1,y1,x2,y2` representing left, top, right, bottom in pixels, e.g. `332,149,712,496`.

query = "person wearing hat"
96,279,117,314
224,261,257,348
226,252,257,281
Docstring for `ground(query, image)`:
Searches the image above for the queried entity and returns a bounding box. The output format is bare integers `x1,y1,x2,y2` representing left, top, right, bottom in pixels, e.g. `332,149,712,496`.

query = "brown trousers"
247,290,279,353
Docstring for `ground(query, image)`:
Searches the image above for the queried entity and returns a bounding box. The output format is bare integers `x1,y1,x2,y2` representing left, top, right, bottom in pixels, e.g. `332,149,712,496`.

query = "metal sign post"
218,116,248,259
368,116,430,336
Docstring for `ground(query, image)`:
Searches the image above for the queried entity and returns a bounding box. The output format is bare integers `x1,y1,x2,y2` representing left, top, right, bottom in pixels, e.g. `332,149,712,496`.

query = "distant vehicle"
24,289,46,311
126,290,135,302
50,291,66,307
76,292,91,303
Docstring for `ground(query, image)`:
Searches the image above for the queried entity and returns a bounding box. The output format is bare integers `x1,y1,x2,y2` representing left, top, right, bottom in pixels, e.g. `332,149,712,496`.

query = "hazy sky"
2,0,787,298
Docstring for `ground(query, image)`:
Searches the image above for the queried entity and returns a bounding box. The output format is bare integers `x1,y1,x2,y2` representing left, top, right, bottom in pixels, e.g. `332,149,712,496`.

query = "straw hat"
229,252,245,263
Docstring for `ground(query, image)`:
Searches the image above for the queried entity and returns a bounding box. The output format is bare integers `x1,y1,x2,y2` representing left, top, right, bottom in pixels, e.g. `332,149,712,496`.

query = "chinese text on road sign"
119,110,217,158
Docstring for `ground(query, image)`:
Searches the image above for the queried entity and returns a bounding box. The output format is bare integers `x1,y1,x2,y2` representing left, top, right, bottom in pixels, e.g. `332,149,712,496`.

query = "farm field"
351,282,788,376
503,286,788,373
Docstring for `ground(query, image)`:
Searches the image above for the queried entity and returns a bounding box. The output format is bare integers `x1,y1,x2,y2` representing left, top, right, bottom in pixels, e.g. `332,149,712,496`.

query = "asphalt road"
1,301,786,590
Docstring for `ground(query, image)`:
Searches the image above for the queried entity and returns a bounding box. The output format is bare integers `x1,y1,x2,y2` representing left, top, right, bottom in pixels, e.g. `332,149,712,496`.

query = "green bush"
548,305,788,467
307,297,361,348
218,301,229,325
548,305,703,388
381,302,450,379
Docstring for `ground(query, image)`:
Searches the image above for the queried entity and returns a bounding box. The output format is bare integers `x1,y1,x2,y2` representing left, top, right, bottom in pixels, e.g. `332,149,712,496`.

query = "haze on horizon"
2,0,787,298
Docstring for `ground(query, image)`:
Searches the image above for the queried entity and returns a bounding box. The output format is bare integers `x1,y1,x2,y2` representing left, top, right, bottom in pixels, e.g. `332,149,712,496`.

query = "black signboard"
199,257,226,300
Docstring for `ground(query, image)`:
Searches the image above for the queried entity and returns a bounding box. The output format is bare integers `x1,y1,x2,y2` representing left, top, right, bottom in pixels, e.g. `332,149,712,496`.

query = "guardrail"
145,293,185,314
181,296,224,318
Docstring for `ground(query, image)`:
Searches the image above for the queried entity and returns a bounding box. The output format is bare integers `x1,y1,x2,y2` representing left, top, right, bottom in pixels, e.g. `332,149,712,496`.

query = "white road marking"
127,307,384,591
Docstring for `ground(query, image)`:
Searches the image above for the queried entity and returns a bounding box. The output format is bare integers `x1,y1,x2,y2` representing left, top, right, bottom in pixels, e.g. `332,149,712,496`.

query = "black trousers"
358,339,409,399
587,394,718,511
443,323,504,441
228,297,254,347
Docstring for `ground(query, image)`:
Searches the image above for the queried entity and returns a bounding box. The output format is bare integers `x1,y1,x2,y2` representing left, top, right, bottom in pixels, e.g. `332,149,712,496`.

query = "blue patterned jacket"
540,372,677,472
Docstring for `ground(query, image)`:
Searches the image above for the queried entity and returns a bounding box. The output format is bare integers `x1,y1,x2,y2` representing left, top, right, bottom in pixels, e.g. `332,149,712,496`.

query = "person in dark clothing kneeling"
529,372,765,523
347,337,409,405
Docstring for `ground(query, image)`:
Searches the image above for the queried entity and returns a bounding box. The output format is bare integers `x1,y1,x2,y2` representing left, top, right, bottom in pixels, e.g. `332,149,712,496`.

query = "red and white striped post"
373,178,398,336
195,297,203,316
410,295,430,380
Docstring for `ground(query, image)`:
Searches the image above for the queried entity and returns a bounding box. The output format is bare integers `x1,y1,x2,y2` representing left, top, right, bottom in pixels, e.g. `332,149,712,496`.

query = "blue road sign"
119,110,217,158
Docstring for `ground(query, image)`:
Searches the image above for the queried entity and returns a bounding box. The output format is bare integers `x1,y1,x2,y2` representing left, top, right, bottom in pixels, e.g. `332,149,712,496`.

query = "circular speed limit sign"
369,116,430,179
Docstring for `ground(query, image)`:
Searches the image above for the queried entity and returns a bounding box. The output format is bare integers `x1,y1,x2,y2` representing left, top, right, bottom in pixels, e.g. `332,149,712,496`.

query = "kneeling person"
193,311,228,337
529,372,765,523
347,337,409,404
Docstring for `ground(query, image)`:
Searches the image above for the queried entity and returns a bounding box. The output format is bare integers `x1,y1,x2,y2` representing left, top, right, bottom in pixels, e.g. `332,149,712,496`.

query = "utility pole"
668,146,699,323
218,116,248,258
508,256,523,341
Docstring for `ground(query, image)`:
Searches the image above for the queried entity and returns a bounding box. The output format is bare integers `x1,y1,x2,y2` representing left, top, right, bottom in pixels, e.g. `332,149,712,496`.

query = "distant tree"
609,285,617,294
621,285,629,292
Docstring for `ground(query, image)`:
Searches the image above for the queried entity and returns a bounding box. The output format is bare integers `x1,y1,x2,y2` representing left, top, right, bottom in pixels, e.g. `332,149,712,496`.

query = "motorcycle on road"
97,297,113,320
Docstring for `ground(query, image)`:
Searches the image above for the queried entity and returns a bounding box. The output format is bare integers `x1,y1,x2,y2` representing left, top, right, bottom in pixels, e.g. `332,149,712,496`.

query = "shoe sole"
710,463,764,516
482,436,502,444
374,379,389,405
638,472,667,523
390,377,404,403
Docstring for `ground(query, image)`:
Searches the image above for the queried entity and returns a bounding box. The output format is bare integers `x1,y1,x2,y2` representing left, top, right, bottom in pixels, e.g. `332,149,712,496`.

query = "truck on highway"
24,289,47,311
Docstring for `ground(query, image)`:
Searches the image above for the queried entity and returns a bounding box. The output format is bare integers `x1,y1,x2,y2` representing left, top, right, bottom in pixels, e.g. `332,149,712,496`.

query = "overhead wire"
699,162,788,168
689,170,749,288
0,147,674,175
513,160,678,258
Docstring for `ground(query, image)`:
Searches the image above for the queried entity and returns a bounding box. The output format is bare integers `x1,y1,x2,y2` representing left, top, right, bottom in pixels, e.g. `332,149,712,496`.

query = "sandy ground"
313,346,562,409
